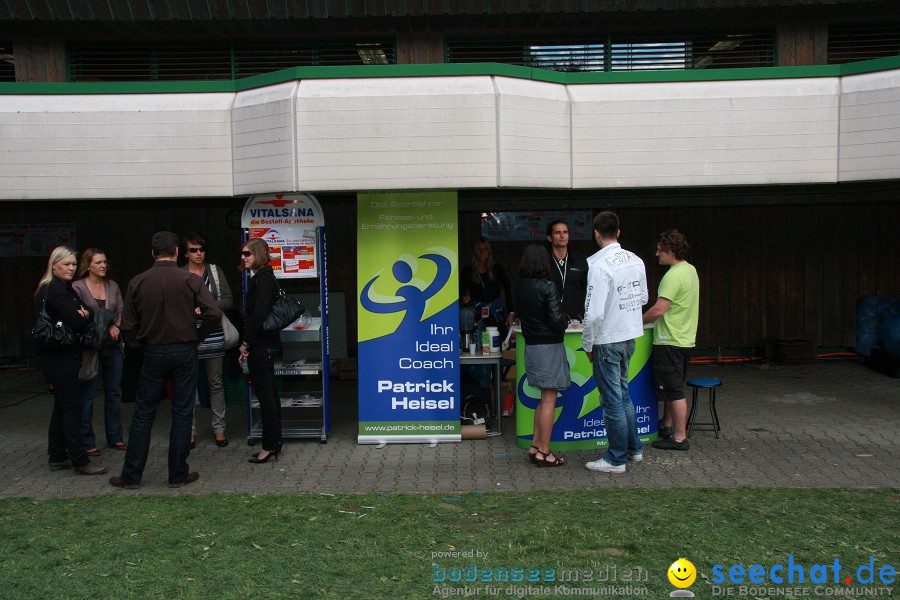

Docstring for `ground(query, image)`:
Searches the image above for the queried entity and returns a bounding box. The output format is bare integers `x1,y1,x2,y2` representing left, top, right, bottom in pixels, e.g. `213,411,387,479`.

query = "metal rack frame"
244,226,330,445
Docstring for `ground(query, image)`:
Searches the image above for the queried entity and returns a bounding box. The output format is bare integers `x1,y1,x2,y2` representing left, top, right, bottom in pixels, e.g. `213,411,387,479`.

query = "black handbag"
31,295,79,348
262,283,305,333
81,307,117,350
80,321,99,349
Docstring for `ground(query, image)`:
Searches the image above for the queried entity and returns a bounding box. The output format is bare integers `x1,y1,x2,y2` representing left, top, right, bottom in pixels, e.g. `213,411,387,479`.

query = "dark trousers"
249,345,282,451
46,371,90,467
121,343,197,485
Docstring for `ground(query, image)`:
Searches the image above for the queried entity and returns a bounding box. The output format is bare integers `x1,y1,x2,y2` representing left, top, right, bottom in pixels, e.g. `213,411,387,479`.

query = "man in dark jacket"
110,231,221,489
546,219,588,321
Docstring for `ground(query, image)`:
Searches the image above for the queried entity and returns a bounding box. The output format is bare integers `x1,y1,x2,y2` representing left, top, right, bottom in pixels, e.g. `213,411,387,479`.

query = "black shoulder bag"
31,290,80,348
262,280,305,333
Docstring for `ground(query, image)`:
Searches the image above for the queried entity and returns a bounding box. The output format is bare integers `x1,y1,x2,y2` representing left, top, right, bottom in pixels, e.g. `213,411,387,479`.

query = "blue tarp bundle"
856,296,900,357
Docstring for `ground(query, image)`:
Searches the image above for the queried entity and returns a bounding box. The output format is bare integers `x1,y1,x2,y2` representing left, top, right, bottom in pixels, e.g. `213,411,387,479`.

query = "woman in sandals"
181,233,232,449
513,244,571,467
72,248,127,457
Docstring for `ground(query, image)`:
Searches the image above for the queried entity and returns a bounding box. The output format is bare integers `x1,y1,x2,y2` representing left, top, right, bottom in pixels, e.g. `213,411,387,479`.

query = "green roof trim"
835,55,900,76
0,80,238,95
2,56,898,95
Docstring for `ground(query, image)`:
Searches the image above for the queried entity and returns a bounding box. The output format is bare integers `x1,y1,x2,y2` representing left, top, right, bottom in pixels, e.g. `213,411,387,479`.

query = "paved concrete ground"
0,359,897,499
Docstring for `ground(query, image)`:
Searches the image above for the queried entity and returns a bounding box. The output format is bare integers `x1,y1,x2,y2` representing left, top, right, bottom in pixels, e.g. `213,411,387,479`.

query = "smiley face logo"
668,558,697,588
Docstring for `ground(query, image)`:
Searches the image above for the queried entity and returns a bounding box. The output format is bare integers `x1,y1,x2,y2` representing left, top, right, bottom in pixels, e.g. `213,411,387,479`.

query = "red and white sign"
241,193,324,279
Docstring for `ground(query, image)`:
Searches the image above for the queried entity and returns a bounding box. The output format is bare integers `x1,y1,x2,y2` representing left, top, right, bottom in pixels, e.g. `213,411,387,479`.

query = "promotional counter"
514,324,658,451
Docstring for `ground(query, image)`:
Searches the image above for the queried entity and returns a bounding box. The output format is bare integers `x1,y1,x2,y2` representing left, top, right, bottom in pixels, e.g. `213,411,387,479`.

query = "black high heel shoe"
248,448,281,464
534,450,566,468
215,436,229,448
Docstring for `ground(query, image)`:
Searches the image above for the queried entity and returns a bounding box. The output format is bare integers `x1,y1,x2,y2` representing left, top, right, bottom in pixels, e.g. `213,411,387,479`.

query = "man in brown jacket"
110,231,221,489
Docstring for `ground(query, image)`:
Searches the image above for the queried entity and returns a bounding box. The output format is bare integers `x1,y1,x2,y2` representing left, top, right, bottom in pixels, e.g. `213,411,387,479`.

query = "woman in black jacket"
460,239,515,332
513,244,570,467
34,246,106,475
238,238,283,464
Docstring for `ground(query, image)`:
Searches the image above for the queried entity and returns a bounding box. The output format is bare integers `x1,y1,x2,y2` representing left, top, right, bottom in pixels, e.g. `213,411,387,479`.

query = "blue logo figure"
361,253,452,333
517,367,598,436
517,350,654,444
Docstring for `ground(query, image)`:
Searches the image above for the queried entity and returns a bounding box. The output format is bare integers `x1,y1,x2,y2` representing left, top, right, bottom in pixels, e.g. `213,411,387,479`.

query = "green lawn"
1,489,896,599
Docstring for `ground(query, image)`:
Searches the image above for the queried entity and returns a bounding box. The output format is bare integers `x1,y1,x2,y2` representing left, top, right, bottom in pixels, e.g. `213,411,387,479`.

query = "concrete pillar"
13,38,67,82
776,22,828,66
396,32,444,64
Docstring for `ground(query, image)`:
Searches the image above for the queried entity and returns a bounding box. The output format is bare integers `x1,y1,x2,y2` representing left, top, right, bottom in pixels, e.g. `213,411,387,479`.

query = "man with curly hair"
643,230,699,451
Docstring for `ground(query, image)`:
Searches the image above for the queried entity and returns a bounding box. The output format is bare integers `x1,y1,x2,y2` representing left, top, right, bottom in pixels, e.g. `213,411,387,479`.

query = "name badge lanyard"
478,272,490,320
554,255,568,302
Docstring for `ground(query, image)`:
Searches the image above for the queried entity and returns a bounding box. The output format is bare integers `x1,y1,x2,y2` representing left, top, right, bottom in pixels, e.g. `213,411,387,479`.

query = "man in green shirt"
642,230,699,451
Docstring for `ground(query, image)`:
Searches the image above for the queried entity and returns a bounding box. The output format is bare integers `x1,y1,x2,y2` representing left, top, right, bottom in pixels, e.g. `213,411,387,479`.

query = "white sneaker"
628,452,643,463
585,458,626,474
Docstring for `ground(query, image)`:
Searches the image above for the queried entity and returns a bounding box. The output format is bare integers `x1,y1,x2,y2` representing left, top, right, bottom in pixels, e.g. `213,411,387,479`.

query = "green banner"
515,328,659,451
357,191,461,444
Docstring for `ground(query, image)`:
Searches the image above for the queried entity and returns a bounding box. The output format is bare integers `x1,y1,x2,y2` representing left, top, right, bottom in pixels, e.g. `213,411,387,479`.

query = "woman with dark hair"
34,247,106,475
181,232,233,448
513,244,570,467
238,238,283,464
72,248,127,456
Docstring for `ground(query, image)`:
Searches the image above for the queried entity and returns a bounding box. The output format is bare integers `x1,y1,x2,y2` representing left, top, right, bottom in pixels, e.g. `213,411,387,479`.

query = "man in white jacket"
582,212,649,474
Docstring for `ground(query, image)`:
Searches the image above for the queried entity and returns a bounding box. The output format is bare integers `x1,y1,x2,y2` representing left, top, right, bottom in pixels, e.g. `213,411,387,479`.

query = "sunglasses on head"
241,251,253,257
187,246,205,253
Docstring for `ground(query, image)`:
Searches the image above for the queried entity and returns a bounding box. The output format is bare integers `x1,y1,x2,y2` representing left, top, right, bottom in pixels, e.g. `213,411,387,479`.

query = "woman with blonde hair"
34,247,106,475
238,238,283,463
72,248,127,456
460,239,515,331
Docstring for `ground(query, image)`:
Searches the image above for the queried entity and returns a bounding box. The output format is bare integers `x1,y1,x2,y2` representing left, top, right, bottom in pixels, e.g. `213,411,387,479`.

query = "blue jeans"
80,346,125,448
120,343,197,485
593,339,642,466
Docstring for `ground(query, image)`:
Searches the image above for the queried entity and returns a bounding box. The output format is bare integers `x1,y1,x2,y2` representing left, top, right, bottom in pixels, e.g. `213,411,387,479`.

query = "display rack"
241,198,331,444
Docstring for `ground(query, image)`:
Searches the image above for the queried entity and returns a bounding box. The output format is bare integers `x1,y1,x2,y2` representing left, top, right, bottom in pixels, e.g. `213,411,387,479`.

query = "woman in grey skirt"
513,244,571,467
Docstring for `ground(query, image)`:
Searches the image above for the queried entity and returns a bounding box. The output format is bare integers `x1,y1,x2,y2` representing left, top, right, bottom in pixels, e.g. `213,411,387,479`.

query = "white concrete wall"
0,93,233,200
232,82,298,196
839,69,900,182
494,77,571,188
0,68,898,200
570,78,840,188
295,77,498,191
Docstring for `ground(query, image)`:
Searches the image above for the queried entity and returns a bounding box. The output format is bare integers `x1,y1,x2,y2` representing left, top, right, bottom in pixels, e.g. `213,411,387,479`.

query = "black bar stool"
686,377,722,438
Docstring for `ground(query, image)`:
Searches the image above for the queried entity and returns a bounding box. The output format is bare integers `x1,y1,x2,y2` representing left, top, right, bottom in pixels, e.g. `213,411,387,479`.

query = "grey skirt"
524,343,571,391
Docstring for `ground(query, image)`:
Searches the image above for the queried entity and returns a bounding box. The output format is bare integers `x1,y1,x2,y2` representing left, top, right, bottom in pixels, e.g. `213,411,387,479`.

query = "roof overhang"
2,0,899,39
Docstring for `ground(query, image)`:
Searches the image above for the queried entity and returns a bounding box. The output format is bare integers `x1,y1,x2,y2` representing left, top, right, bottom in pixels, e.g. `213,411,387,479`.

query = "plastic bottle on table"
486,326,499,354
